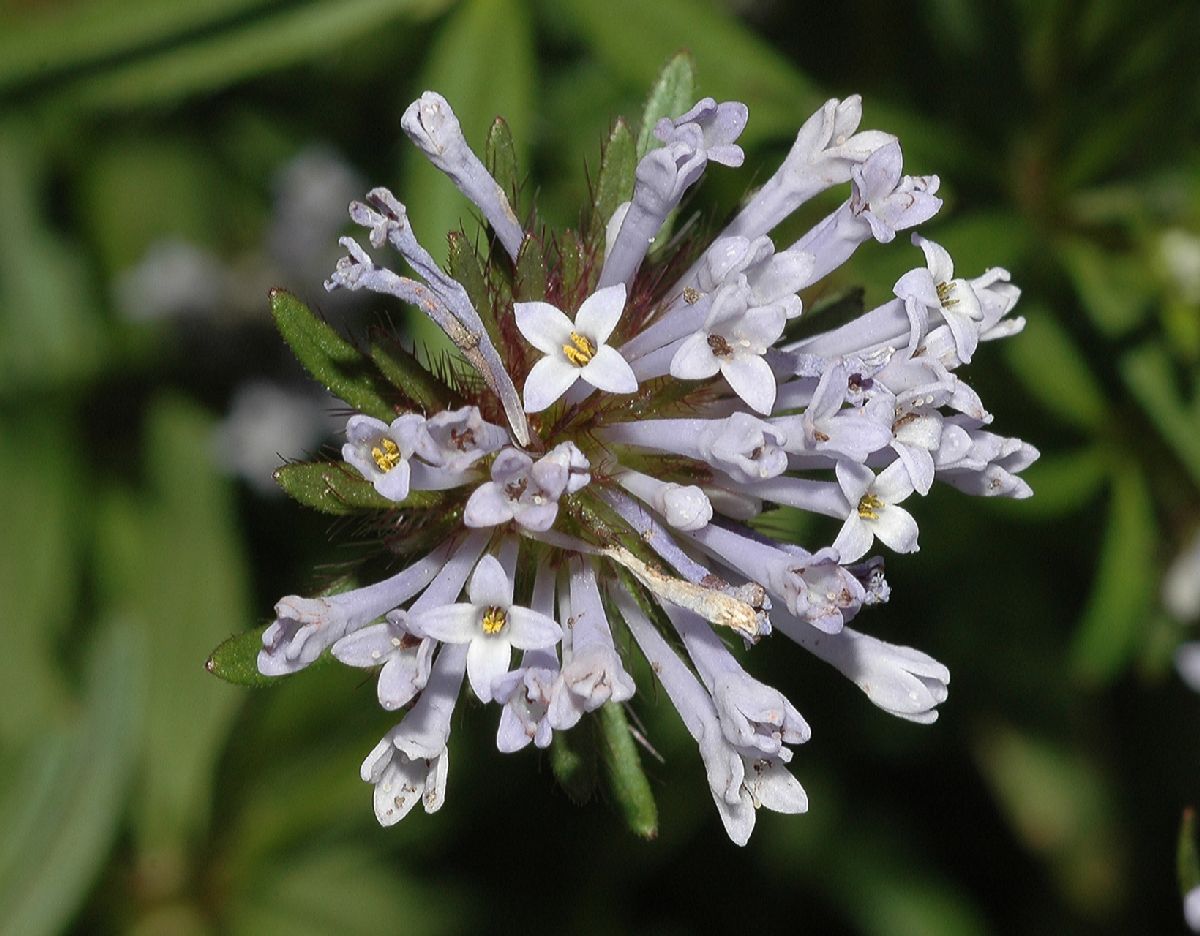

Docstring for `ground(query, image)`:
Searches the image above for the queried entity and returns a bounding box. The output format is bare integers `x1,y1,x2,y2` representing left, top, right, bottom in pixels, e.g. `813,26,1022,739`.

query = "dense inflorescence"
254,80,1035,844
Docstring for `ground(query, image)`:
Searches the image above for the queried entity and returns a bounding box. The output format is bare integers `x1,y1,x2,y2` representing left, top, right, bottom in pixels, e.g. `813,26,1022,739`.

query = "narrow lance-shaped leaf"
514,234,548,301
636,52,695,158
1069,463,1157,683
485,116,520,210
586,119,635,250
1120,340,1200,487
447,230,503,355
597,701,659,840
368,338,459,414
273,461,446,515
206,626,279,689
270,288,394,421
550,726,598,804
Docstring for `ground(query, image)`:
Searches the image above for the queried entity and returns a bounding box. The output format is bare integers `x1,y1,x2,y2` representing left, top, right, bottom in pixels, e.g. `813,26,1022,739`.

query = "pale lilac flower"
331,611,434,711
894,234,985,364
407,554,561,703
833,461,920,562
463,446,580,531
515,284,637,411
342,413,433,502
655,97,748,167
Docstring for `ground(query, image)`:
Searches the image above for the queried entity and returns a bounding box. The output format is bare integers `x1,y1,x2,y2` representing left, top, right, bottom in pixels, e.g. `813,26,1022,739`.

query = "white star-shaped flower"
514,283,638,412
406,556,562,703
831,460,919,562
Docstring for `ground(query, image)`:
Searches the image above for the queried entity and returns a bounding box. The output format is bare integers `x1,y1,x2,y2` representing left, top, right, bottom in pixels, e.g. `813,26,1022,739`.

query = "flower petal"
467,637,512,702
468,555,513,608
407,603,479,643
331,623,395,668
372,460,411,502
670,332,721,380
514,301,574,355
832,514,874,564
573,283,627,343
720,354,777,414
506,606,563,650
872,504,920,553
581,345,637,394
463,482,514,528
523,355,580,413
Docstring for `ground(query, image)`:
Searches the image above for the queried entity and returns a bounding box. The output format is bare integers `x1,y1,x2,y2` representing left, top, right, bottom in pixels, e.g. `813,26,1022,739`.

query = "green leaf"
273,461,446,515
554,229,586,306
586,119,636,252
514,234,548,301
550,726,598,804
1017,447,1107,516
0,411,78,743
94,397,250,853
230,845,469,936
1180,809,1200,895
1003,305,1107,432
0,0,277,93
0,618,145,936
635,53,695,158
1060,237,1153,337
0,121,105,394
596,702,659,840
49,0,454,113
1120,340,1200,487
1069,464,1157,684
554,0,821,148
207,626,279,688
270,288,393,421
368,337,458,413
974,724,1124,915
485,116,520,209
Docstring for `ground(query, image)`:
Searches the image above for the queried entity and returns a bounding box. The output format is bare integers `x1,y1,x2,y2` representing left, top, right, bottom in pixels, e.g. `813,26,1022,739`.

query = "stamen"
683,286,701,304
707,333,733,357
482,606,508,635
371,437,403,472
935,281,958,307
857,493,884,520
563,331,597,366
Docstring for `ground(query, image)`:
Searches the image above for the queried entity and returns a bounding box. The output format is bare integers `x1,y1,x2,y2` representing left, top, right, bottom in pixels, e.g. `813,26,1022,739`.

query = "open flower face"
243,67,1034,845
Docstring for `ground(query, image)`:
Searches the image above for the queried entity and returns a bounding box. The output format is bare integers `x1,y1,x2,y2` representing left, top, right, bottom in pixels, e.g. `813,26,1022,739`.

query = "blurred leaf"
975,723,1124,916
553,0,821,147
404,0,534,276
0,121,105,394
596,702,659,840
0,618,145,936
1017,447,1107,516
95,397,248,851
1120,340,1200,487
207,626,278,688
230,845,467,936
1003,306,1107,432
369,338,460,413
1060,238,1153,337
51,0,454,113
635,52,694,157
274,461,445,515
1181,809,1200,895
0,411,78,742
0,0,277,92
271,288,394,421
1069,464,1157,684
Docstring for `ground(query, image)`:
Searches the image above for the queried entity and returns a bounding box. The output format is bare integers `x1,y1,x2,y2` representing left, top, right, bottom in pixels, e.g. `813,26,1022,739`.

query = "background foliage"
1,0,1199,933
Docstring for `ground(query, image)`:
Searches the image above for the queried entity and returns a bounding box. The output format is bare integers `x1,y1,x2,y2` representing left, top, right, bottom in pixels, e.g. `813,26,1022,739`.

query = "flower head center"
935,280,958,308
563,331,597,367
371,437,403,472
481,606,508,635
857,493,884,520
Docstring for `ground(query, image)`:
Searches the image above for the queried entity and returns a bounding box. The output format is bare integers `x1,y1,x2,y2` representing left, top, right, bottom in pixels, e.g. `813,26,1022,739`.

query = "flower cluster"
257,86,1035,844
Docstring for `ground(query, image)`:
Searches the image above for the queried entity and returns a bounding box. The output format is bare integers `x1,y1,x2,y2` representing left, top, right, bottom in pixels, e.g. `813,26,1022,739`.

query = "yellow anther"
857,493,884,520
935,281,958,307
683,286,701,305
482,606,508,635
562,331,596,367
371,437,403,472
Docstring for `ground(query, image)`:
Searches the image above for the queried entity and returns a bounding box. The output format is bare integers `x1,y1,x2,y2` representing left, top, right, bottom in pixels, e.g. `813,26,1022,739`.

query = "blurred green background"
2,0,1199,933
